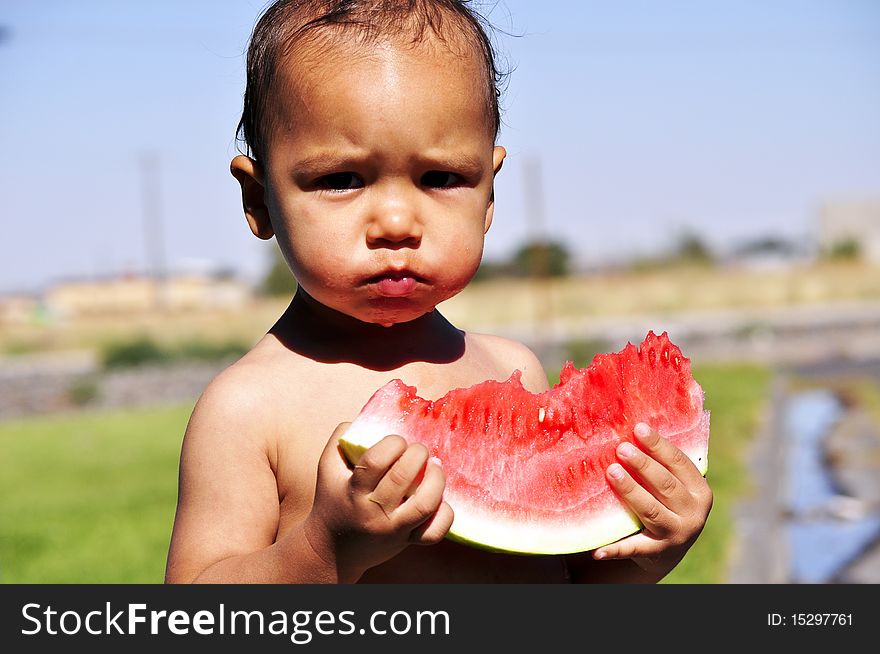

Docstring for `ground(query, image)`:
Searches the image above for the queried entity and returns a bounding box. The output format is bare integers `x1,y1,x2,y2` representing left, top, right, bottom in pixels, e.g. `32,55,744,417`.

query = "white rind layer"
340,413,407,452
688,411,711,477
445,495,643,554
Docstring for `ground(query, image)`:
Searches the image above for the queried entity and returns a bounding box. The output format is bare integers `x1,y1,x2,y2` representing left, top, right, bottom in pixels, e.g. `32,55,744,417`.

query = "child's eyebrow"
292,151,487,176
419,153,485,176
293,152,368,174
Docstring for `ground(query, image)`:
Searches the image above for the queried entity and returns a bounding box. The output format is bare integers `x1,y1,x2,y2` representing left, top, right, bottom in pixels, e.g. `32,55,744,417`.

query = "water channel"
783,388,880,583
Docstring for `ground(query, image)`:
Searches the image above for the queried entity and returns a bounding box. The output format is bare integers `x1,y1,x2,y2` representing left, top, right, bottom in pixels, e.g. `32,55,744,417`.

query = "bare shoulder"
465,331,550,392
185,347,283,450
165,341,297,582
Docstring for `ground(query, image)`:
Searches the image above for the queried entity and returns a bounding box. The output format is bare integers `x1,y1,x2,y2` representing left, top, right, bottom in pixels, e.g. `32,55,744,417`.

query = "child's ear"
484,146,507,234
230,155,274,240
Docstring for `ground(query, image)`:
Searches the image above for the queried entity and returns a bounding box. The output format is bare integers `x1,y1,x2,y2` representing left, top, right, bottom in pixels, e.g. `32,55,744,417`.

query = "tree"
511,240,571,278
826,238,861,261
671,230,714,265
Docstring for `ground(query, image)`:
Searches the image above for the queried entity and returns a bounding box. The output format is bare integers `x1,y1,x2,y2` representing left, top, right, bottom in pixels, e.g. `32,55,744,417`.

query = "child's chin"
370,315,421,328
365,308,433,328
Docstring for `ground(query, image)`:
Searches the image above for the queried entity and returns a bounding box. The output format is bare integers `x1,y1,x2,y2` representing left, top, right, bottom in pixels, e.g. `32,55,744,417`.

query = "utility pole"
523,156,553,354
140,152,167,308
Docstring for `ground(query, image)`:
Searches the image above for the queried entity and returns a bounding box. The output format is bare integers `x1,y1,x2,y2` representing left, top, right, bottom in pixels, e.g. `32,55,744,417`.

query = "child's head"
236,0,503,164
231,0,508,327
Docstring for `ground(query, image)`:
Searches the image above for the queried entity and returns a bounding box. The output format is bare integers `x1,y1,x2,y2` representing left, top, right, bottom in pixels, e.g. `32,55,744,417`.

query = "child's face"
233,32,505,327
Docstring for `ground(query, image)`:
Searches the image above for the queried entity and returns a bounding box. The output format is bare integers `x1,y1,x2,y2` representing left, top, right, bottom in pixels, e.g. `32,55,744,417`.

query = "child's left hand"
593,422,713,577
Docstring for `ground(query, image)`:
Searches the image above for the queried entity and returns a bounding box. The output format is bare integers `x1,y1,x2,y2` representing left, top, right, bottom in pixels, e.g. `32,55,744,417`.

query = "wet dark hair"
236,0,505,162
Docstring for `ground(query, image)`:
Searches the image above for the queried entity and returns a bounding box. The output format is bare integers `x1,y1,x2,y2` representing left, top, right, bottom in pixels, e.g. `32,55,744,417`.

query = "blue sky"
1,0,879,293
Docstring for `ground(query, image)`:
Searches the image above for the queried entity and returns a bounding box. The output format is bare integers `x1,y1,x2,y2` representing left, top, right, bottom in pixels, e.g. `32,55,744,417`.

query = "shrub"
102,338,168,369
68,377,100,406
100,338,248,370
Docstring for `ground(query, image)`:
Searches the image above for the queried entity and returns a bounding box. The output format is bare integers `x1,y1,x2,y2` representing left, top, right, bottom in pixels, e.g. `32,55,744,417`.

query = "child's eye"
316,172,363,191
421,171,463,188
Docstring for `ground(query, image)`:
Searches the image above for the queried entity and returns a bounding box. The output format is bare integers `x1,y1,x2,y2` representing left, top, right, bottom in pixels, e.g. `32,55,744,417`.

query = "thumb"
329,421,352,445
316,421,354,485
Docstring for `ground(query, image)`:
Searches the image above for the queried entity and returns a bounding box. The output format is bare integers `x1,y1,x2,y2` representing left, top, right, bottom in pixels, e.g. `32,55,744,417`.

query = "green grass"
0,404,191,583
662,363,772,584
0,363,770,584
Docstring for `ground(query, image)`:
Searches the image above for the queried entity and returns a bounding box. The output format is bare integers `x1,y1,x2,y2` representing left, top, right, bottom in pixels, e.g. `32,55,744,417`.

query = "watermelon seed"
538,407,546,423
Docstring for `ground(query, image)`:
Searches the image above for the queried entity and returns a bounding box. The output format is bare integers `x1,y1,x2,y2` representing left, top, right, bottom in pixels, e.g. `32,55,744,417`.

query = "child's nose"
365,191,422,248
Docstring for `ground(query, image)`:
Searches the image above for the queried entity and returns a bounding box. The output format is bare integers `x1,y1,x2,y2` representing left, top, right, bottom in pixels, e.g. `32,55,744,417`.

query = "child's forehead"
260,31,495,152
272,27,489,111
278,22,485,78
241,5,501,158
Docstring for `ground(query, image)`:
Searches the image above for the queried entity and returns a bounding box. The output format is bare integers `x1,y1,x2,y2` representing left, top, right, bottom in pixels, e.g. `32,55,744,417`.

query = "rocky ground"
726,377,789,583
0,353,226,420
825,407,880,583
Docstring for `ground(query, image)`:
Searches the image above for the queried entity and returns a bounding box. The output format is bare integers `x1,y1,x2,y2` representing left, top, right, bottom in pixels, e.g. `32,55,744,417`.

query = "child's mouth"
366,270,421,297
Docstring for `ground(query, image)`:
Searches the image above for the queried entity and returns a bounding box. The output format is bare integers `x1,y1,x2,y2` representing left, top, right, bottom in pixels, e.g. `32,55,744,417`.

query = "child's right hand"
303,422,453,583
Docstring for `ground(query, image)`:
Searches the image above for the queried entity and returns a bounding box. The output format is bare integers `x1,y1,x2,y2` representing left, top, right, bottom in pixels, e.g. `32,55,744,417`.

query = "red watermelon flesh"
339,331,710,555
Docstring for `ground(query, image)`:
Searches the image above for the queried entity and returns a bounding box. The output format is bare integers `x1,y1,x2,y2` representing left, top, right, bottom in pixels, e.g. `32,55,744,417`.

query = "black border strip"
1,584,872,651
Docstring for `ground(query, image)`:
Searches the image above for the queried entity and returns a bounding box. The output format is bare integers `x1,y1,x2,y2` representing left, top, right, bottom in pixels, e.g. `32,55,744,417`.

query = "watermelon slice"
339,331,709,555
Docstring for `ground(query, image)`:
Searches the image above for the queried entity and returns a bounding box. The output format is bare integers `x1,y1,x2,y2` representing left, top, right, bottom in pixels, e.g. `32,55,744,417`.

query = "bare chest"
272,355,507,511
267,346,562,582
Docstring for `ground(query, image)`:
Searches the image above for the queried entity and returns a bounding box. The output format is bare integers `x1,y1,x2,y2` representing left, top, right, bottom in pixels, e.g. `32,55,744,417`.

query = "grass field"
662,364,771,584
0,363,770,584
0,404,191,583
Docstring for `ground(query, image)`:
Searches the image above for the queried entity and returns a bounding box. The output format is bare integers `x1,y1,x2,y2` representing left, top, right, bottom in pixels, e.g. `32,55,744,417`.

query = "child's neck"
268,288,465,371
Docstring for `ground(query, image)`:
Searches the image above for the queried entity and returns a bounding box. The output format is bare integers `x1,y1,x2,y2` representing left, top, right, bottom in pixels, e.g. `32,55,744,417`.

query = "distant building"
724,235,812,271
817,199,880,262
43,273,253,318
0,294,41,325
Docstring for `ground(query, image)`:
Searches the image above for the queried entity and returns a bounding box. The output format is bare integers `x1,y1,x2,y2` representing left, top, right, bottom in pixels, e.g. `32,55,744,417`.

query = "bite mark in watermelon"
339,331,710,555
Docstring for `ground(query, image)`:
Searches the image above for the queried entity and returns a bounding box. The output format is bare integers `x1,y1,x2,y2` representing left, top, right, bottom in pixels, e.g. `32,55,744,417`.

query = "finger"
633,423,705,487
410,501,454,545
369,442,430,510
593,531,663,561
398,460,446,529
616,440,689,510
606,463,675,537
349,435,408,493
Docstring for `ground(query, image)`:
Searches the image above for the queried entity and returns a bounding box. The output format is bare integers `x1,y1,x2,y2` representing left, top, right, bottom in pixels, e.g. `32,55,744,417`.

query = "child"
165,0,712,584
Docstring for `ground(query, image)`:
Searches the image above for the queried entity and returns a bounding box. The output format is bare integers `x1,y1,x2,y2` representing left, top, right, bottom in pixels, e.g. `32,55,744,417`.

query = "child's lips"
365,270,424,297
